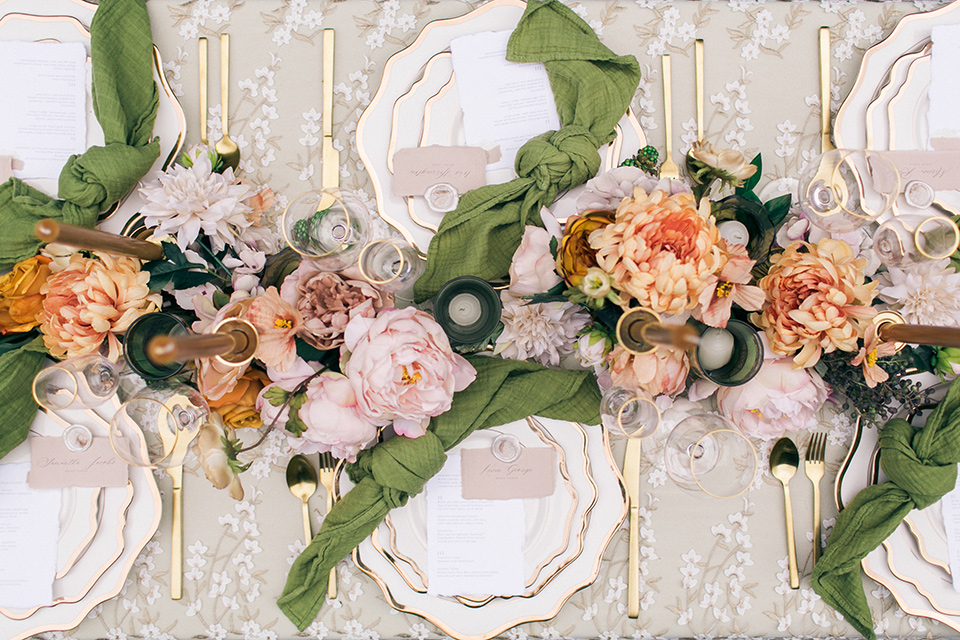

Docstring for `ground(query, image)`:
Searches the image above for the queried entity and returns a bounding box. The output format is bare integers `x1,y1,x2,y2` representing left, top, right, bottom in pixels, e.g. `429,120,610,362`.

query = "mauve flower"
755,238,877,368
292,372,381,462
246,287,303,372
495,293,590,366
696,243,764,328
590,187,724,314
876,259,960,327
775,213,881,277
508,225,562,296
607,344,689,398
280,262,392,350
40,253,160,361
576,166,690,213
717,350,828,440
341,308,477,438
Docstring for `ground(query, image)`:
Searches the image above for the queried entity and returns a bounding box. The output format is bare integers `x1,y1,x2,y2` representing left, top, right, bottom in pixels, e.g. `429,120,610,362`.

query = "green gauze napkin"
0,336,49,460
412,0,641,303
811,375,960,639
277,356,602,630
0,0,160,270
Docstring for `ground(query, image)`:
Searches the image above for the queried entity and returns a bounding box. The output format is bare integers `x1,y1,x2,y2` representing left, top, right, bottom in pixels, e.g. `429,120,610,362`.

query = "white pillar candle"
717,220,750,247
698,328,735,370
448,292,483,326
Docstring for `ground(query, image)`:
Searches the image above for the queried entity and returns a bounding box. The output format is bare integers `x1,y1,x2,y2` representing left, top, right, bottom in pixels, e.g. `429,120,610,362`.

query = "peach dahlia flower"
589,187,723,314
755,238,877,368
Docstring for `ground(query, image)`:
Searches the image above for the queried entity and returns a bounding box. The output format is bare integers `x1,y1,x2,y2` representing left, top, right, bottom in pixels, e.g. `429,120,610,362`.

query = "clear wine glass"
281,189,372,269
874,214,960,268
357,238,424,293
664,413,758,499
600,387,661,439
32,354,121,411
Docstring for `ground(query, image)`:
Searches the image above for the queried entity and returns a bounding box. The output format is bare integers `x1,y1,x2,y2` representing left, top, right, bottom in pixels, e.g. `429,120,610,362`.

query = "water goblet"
32,354,121,411
281,189,371,269
874,214,960,268
357,238,424,293
600,387,661,440
664,413,758,499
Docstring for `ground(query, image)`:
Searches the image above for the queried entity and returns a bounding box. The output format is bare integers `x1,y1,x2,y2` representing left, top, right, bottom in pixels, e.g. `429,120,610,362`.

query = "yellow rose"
557,210,615,287
207,368,269,429
0,255,52,334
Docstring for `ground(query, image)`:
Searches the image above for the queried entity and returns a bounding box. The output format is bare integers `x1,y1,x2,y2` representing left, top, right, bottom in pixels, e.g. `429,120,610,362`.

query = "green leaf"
549,236,559,260
285,393,308,437
143,241,224,291
763,194,793,227
222,436,251,474
295,336,334,366
212,290,230,309
263,386,289,407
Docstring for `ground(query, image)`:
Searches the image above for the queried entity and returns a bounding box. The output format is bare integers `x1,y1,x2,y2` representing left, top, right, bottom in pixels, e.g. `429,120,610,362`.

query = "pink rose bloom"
341,308,477,438
717,356,829,440
508,225,563,296
607,344,689,398
292,372,381,462
256,358,321,427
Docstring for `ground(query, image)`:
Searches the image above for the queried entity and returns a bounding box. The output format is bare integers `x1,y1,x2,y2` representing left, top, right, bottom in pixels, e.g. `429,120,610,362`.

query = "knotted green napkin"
0,336,49,460
277,356,602,630
412,0,641,302
0,0,160,270
811,376,960,639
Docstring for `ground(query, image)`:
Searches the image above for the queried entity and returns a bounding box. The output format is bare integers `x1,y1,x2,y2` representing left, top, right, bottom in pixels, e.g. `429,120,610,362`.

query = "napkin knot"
348,430,448,510
879,417,959,510
515,125,601,194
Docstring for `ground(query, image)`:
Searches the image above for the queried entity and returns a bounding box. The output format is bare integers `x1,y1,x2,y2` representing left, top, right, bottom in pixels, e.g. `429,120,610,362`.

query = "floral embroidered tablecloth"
52,1,956,639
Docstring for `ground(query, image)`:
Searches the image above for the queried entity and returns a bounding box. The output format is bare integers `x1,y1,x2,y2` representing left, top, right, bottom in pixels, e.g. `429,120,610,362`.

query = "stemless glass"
281,189,371,269
798,149,900,233
664,413,758,499
357,238,425,293
600,387,661,439
123,311,190,381
874,214,960,268
108,382,208,469
32,354,121,411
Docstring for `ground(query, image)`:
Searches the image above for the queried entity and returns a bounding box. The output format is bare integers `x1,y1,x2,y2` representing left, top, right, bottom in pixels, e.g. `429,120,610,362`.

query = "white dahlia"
494,292,590,367
138,145,252,251
876,259,960,326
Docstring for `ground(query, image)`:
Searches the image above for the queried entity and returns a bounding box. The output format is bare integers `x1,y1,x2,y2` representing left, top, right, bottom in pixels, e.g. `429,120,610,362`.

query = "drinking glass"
108,382,208,469
798,149,900,233
357,238,424,292
664,413,758,498
32,354,121,411
281,189,371,269
600,387,661,439
874,214,960,268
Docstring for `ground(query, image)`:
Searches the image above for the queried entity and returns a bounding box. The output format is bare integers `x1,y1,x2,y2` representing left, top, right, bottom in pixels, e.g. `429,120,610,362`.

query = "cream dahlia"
494,292,590,367
876,259,960,327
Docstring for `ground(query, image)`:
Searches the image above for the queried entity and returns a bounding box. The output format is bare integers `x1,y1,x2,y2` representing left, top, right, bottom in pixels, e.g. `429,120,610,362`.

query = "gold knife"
322,29,339,192
624,438,642,618
819,27,834,153
199,37,208,145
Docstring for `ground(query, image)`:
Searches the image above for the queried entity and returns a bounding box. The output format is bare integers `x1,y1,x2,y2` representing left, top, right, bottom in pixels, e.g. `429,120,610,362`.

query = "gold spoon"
770,437,800,590
214,33,240,171
286,455,319,545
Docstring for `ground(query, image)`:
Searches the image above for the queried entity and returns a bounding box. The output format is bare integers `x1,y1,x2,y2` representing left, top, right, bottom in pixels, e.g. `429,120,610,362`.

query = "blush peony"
341,308,477,438
293,372,381,462
607,344,690,398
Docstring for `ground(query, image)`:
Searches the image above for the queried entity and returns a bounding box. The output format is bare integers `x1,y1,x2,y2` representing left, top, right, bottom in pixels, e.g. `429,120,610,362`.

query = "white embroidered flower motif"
494,293,590,366
139,145,252,251
876,259,960,326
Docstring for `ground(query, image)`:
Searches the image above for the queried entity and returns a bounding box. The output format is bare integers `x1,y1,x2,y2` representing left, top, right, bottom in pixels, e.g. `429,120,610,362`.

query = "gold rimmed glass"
32,354,121,411
281,188,371,269
599,387,660,439
874,214,960,268
357,238,424,292
664,413,758,499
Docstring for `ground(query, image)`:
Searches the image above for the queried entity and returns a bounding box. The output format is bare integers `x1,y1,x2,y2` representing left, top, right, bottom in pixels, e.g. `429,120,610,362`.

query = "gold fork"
659,54,680,180
804,432,826,567
318,451,338,599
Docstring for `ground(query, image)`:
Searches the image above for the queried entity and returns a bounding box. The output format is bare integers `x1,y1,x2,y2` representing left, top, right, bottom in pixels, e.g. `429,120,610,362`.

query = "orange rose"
557,210,614,286
207,368,269,429
0,255,52,334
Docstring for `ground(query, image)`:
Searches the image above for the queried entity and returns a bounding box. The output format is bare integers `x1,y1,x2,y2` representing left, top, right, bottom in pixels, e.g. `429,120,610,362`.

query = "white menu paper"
0,41,87,180
928,25,960,146
0,463,61,608
426,453,525,596
450,30,561,172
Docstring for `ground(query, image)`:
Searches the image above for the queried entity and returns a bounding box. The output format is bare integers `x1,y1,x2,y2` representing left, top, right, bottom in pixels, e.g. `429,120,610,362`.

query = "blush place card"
392,146,489,196
879,150,960,190
28,436,128,489
460,447,556,500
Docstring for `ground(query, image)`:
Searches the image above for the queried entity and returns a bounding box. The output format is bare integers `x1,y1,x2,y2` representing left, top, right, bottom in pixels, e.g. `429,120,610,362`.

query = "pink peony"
508,225,563,296
607,344,690,398
256,358,321,427
341,308,477,438
292,372,381,462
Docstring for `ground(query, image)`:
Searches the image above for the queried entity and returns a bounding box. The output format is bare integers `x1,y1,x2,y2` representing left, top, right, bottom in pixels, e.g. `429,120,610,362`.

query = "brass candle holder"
147,318,259,368
874,310,960,350
615,308,699,354
35,219,165,261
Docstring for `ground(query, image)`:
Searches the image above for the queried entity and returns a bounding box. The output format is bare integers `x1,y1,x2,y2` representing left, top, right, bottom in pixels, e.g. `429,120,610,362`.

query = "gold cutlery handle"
695,40,704,141
301,499,312,547
819,27,833,153
782,483,800,589
323,29,334,139
171,486,183,600
627,504,640,618
199,37,207,145
662,54,674,163
812,482,822,566
220,33,230,140
326,488,337,599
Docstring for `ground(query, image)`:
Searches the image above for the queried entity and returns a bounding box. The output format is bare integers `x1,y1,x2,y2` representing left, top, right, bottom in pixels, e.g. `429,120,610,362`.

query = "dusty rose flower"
341,308,477,438
717,352,829,440
40,253,160,361
247,287,303,372
590,187,724,314
280,262,392,350
576,167,691,214
293,372,381,462
696,243,764,328
607,344,689,398
508,225,562,296
755,238,877,368
851,323,898,389
192,413,244,500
